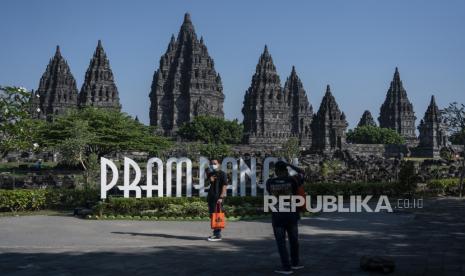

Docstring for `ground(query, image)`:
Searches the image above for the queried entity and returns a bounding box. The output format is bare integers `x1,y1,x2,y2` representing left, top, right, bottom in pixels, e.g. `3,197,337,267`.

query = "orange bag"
211,203,226,229
296,185,307,212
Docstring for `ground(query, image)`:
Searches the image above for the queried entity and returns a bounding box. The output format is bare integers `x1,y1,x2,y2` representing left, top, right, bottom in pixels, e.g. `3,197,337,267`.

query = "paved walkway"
0,197,464,275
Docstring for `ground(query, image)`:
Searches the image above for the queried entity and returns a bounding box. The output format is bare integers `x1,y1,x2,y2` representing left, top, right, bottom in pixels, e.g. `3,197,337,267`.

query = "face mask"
210,164,220,171
288,168,297,176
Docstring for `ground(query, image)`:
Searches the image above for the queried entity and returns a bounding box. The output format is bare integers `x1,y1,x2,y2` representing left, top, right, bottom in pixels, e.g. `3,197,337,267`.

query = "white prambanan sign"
101,156,298,199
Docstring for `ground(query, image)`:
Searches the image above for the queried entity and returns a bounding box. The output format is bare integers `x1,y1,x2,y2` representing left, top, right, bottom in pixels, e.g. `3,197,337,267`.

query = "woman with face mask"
205,158,228,241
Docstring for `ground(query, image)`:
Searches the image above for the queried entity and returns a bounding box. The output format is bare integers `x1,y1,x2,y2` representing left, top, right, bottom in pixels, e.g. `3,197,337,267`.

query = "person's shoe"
274,269,293,274
291,265,304,270
207,235,222,241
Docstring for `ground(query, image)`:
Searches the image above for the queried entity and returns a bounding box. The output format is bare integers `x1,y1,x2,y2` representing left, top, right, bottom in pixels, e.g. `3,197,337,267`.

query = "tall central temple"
149,13,225,135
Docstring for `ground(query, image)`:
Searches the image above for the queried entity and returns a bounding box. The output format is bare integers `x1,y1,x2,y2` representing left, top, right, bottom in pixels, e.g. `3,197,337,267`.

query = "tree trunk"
460,145,465,198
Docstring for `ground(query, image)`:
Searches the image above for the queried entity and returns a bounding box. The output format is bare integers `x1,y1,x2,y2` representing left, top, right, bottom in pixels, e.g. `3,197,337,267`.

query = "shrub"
0,188,100,212
100,196,263,217
427,178,459,195
181,201,209,217
0,189,47,212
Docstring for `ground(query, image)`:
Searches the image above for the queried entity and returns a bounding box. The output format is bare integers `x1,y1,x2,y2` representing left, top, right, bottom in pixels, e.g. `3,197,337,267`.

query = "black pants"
272,223,299,270
208,198,222,237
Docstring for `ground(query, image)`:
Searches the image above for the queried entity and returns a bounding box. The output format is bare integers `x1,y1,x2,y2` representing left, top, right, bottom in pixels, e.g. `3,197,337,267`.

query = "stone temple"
149,13,224,135
379,67,416,144
32,41,120,121
358,110,376,127
242,46,312,146
32,46,79,121
79,40,121,110
311,85,348,153
416,95,449,157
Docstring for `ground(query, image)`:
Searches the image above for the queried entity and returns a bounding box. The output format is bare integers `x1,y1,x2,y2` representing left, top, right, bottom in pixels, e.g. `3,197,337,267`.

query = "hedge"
0,180,450,214
0,189,264,217
0,189,100,212
98,196,264,217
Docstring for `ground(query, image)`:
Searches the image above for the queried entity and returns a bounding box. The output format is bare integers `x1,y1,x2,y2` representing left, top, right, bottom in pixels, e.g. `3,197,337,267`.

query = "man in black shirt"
206,158,228,241
266,161,305,275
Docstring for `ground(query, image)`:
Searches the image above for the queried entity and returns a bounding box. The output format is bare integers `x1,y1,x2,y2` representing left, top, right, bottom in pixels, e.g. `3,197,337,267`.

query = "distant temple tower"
311,85,348,152
416,95,448,158
242,46,291,145
79,40,121,110
358,110,376,127
32,46,78,121
378,67,416,144
149,13,224,135
284,66,313,145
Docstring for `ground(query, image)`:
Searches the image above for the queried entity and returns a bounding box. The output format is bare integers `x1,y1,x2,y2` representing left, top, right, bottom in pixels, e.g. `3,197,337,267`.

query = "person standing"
266,161,305,274
206,158,228,241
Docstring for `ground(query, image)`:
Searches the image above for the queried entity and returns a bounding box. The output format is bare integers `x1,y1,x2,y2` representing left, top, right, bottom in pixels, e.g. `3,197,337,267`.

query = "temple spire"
417,94,448,157
325,84,331,94
284,66,313,136
290,65,296,75
55,45,61,56
242,46,287,138
178,12,196,40
33,45,78,121
79,40,120,110
184,12,191,23
358,110,376,127
430,95,436,106
379,67,416,143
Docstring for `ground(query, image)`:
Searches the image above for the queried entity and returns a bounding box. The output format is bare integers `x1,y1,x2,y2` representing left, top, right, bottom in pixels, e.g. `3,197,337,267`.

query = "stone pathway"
0,197,464,275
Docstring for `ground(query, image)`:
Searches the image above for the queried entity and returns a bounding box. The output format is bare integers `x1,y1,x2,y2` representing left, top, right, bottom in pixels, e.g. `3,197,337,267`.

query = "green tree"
442,102,465,197
0,86,43,157
347,125,405,145
279,137,300,161
38,107,172,157
177,116,243,144
449,130,465,145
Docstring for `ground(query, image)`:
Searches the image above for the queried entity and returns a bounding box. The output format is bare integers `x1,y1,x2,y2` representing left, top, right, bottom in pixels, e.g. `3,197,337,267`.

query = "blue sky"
1,0,464,128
